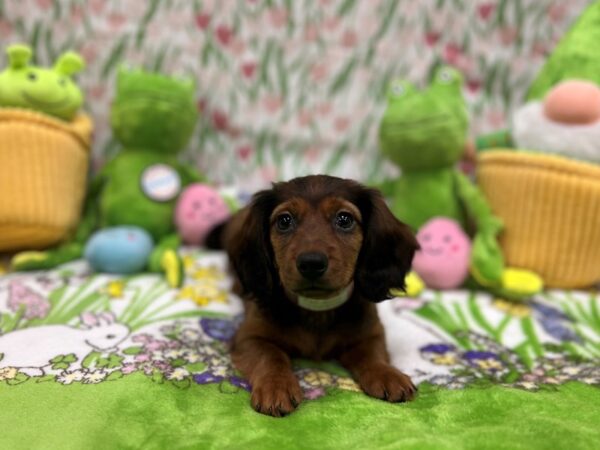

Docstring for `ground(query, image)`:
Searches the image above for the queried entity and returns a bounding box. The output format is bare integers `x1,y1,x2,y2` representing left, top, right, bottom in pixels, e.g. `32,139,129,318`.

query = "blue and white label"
140,164,181,202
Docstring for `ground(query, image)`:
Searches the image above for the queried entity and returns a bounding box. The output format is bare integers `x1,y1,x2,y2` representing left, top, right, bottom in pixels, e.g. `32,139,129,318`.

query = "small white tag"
297,284,353,312
140,164,181,202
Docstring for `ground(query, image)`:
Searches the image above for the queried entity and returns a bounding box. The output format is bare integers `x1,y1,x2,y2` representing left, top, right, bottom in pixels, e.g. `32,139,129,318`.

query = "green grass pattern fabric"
0,251,599,449
3,377,599,450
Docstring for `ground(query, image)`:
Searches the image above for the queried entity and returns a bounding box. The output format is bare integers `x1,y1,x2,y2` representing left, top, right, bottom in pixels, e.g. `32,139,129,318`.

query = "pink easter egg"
544,80,600,125
175,184,231,246
412,217,472,289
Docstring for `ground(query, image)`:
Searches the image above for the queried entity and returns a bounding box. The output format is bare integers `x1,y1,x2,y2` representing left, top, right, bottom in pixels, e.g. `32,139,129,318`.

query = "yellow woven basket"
478,150,600,289
0,109,92,251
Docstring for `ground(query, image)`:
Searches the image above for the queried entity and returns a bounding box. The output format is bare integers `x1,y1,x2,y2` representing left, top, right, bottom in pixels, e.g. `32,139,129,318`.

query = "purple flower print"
199,318,238,342
131,333,154,344
304,388,326,400
229,376,252,392
531,301,581,343
7,281,50,320
463,351,504,372
421,343,456,354
194,371,225,385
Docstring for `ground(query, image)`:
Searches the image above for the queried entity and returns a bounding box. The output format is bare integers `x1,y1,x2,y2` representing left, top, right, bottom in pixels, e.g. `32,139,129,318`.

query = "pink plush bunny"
412,217,472,289
175,184,231,246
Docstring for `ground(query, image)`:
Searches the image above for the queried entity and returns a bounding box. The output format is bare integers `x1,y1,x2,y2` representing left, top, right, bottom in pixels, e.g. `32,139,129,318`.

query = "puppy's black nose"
296,252,328,280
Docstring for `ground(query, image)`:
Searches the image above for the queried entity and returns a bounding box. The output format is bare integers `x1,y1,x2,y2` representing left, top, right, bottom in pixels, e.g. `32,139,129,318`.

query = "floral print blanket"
0,250,599,449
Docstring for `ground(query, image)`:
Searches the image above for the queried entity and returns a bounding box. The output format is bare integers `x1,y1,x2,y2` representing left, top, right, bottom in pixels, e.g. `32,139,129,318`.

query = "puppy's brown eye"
276,213,294,232
335,212,355,230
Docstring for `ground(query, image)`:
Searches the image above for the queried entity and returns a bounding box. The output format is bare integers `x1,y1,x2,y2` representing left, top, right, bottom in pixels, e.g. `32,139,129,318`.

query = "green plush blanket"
1,251,599,450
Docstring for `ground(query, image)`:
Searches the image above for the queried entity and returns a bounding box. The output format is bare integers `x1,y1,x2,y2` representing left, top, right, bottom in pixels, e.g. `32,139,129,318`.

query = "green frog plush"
378,66,542,299
13,68,203,287
0,44,84,120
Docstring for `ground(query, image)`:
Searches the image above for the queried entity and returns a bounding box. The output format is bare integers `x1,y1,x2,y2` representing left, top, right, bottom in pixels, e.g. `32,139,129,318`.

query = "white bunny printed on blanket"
0,312,130,376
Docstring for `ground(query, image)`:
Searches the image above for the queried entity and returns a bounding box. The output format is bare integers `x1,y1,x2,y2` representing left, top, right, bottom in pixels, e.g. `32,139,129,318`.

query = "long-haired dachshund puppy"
210,175,418,417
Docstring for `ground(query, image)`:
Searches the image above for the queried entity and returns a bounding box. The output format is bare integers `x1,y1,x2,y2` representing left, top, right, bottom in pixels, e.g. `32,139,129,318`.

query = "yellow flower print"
182,255,196,271
176,283,228,306
304,370,333,387
102,280,125,298
432,353,458,365
336,377,361,392
176,285,196,300
0,367,18,381
493,298,531,318
192,266,224,282
477,358,503,371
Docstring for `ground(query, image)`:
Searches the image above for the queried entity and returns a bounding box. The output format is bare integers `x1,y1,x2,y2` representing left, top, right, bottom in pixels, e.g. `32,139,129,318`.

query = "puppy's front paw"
358,364,417,403
251,374,303,417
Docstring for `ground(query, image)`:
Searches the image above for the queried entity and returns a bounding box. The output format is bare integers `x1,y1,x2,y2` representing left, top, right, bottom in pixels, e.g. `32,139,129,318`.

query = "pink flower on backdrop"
317,102,332,116
443,43,462,65
499,26,518,46
230,39,246,56
341,29,358,48
297,109,313,126
310,62,329,82
324,16,340,31
0,20,13,39
89,0,105,14
36,0,53,10
212,110,230,131
197,98,208,113
531,41,549,57
547,3,567,22
108,13,127,30
477,2,496,20
262,95,283,113
241,61,257,78
237,145,254,161
424,31,440,47
334,116,351,133
70,4,83,23
466,78,482,93
487,109,506,128
89,85,106,100
215,24,233,46
304,146,321,164
268,7,289,28
304,24,319,42
260,166,278,183
196,13,211,30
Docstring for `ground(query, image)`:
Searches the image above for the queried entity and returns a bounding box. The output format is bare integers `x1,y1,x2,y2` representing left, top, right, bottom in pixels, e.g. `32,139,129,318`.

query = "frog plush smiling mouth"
0,44,84,121
378,66,542,300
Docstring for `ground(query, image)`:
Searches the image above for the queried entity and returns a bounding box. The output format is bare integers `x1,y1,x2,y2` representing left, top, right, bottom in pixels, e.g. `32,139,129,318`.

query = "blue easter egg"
84,226,154,274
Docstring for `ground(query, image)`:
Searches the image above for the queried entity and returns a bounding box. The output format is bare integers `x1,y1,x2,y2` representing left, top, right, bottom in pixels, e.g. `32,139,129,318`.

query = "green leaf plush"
378,66,542,300
12,68,204,287
0,44,84,121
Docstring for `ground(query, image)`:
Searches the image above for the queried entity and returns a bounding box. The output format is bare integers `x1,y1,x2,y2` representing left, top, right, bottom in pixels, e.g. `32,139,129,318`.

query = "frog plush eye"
388,80,414,100
436,67,460,85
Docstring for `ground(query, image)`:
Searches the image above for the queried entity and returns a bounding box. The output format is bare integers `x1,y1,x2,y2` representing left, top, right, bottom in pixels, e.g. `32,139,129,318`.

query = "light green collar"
297,283,354,312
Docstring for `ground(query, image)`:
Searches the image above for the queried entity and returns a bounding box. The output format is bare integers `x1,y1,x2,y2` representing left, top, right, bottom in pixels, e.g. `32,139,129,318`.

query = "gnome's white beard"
512,101,600,164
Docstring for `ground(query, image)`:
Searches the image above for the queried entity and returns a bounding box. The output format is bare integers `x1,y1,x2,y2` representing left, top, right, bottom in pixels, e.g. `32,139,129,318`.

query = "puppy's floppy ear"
227,189,279,303
355,189,418,302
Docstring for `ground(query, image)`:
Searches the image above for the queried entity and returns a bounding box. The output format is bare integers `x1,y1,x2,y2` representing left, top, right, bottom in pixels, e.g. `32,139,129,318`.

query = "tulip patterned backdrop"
0,0,592,188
